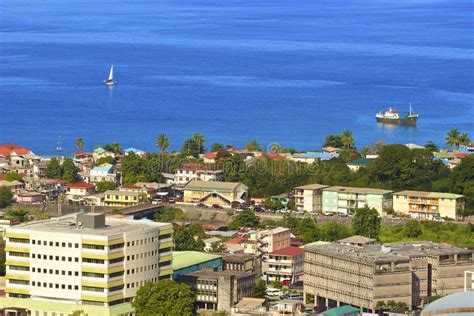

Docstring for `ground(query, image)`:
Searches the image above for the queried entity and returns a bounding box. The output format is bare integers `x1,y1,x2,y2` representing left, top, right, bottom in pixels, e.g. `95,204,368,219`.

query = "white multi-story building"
1,213,173,316
174,163,224,184
265,246,304,284
294,184,329,213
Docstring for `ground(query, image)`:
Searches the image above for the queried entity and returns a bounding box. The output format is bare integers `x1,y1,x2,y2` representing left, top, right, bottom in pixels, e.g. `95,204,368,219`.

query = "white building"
265,246,304,284
174,163,224,184
1,213,173,315
294,184,329,213
89,164,119,184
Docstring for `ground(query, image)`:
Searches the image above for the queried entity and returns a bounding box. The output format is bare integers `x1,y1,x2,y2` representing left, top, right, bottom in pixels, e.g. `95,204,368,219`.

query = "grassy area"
379,221,474,248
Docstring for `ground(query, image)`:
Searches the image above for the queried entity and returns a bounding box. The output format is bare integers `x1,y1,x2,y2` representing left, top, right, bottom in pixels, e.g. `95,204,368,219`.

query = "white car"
266,288,283,296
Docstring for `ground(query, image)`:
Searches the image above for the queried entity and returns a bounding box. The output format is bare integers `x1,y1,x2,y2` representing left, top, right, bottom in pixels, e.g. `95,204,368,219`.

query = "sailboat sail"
108,65,114,81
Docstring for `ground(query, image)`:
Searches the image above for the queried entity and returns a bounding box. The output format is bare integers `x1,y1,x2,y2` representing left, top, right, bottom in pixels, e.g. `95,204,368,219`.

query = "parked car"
323,211,334,216
212,204,223,209
266,288,283,297
253,206,264,212
314,305,328,313
280,279,291,285
337,212,348,217
282,293,303,300
197,203,208,208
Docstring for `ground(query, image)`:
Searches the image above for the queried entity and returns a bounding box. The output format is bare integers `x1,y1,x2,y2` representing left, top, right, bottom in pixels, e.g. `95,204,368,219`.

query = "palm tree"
341,130,354,150
75,137,85,150
445,129,460,152
458,133,471,146
155,134,170,152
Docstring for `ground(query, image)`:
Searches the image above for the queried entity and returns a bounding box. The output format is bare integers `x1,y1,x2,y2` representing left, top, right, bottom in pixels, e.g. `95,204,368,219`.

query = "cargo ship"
376,105,418,125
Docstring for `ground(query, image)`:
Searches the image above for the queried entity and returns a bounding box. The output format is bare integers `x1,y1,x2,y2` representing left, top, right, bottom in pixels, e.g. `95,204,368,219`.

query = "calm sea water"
0,0,473,155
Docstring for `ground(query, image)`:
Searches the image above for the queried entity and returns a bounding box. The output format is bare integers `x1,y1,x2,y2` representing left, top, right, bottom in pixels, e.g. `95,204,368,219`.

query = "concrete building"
172,251,223,281
180,267,255,312
174,163,224,184
182,180,248,207
294,184,329,213
304,241,474,312
0,213,173,316
266,246,304,284
222,253,261,277
393,190,464,220
88,164,119,184
243,227,291,256
65,183,96,204
322,186,393,216
103,190,145,208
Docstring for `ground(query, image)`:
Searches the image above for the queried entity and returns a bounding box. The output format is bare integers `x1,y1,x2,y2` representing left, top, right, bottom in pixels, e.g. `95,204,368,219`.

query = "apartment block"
103,190,145,208
304,241,473,312
294,184,328,213
322,186,393,215
393,191,464,220
174,163,224,184
1,213,173,316
266,246,304,284
180,267,255,312
243,227,291,256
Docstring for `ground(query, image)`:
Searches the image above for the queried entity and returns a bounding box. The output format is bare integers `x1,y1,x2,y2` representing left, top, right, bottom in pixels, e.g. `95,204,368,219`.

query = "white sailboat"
103,65,116,86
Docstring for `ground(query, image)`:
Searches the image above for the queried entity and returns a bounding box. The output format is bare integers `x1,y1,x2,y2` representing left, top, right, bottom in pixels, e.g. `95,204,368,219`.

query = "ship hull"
376,117,417,125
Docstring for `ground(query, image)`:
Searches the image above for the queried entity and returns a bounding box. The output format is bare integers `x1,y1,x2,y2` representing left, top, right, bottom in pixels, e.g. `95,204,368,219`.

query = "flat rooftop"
295,183,329,190
222,253,255,262
306,241,472,264
323,186,393,195
394,190,463,199
9,214,170,237
173,251,222,271
186,268,254,279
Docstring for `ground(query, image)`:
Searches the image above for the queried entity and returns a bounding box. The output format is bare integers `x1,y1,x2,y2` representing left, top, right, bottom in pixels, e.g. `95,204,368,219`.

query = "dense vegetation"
132,279,196,316
0,186,13,208
44,157,79,182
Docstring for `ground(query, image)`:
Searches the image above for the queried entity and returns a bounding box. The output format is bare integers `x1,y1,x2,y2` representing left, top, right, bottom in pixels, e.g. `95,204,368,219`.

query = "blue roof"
347,158,373,166
322,305,359,315
125,148,145,154
92,164,113,172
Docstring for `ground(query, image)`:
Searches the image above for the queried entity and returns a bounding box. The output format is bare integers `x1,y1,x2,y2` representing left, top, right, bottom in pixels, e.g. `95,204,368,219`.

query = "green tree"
445,129,460,153
403,220,422,238
174,224,205,251
62,158,79,183
5,208,28,222
215,149,232,160
0,187,13,208
192,133,205,154
459,133,471,146
95,181,117,193
253,279,267,298
228,210,261,229
95,156,116,165
181,138,201,158
341,130,355,150
319,221,354,241
132,279,196,316
156,134,170,153
352,207,381,239
424,141,438,152
75,137,85,150
244,140,262,152
103,142,122,155
4,172,22,182
154,207,186,222
263,199,284,210
211,143,224,152
323,134,343,148
45,158,63,179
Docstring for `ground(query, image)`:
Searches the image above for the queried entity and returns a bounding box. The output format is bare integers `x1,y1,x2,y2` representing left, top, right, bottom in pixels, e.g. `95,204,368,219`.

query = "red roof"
226,236,247,245
202,224,218,231
73,151,92,157
455,153,469,159
264,153,285,160
0,144,31,156
269,246,304,257
66,183,95,189
182,163,206,171
204,152,217,159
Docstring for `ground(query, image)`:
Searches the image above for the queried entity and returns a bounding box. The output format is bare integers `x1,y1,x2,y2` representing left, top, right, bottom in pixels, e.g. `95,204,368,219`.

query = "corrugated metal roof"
172,251,222,270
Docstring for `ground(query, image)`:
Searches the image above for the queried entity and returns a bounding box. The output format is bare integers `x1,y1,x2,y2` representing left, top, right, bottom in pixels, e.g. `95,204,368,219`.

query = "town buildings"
182,180,248,207
172,251,223,281
65,183,96,204
242,227,291,256
304,240,474,312
322,186,393,215
174,163,224,184
294,184,328,213
393,190,464,220
180,267,255,312
103,190,145,208
265,246,304,284
0,213,173,315
222,253,261,276
88,164,119,184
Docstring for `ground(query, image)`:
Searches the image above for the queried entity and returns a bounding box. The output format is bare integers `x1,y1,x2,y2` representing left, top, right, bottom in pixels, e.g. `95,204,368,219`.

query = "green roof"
172,251,222,270
94,147,106,154
322,305,360,315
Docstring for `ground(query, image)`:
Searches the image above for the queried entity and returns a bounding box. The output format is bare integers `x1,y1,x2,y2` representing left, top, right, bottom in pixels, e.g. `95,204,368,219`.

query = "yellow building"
393,191,464,220
182,180,248,207
103,190,146,208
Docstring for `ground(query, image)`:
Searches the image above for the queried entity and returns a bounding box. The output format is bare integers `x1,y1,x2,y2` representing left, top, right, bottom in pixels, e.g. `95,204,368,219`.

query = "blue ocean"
0,0,473,155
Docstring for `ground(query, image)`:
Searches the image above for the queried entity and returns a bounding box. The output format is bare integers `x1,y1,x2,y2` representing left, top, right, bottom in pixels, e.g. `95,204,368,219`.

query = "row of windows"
31,281,79,290
126,236,158,247
31,254,79,262
126,264,159,275
31,240,79,248
126,250,157,261
126,277,159,289
32,267,79,276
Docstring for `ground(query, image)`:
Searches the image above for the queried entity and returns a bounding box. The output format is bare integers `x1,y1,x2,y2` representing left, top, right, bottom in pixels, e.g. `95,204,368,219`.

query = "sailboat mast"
109,65,114,81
